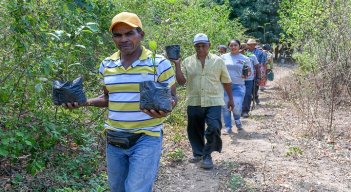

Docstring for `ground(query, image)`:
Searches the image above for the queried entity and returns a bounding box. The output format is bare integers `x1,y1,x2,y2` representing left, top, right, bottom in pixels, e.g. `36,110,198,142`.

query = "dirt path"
155,64,351,192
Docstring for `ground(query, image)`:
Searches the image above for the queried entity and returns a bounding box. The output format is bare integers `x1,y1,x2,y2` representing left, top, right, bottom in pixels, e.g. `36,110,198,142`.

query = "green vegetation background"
0,0,246,190
2,0,350,190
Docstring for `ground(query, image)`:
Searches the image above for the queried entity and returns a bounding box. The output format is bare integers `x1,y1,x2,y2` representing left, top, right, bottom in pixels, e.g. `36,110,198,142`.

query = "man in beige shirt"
172,33,234,169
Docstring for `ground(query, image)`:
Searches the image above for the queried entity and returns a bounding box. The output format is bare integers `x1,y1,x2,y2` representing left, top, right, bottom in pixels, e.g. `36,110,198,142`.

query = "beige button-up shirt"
182,53,232,107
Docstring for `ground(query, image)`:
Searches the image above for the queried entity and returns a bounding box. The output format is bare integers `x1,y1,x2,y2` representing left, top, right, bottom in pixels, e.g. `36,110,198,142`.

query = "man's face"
247,43,256,51
240,45,247,54
218,47,226,54
111,23,144,55
194,43,210,57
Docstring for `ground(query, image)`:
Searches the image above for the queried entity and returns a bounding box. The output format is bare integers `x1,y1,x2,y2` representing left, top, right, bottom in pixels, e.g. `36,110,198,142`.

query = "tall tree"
228,0,282,44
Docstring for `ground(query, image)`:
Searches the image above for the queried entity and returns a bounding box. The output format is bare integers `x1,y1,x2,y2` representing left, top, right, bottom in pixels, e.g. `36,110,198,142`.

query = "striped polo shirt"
99,46,175,137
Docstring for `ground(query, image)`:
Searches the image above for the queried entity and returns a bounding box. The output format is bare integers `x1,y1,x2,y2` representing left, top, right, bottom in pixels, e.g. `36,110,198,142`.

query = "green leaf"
16,132,24,138
148,40,157,51
55,30,65,36
86,22,99,33
75,44,86,49
0,148,9,157
82,29,93,34
68,63,82,68
35,83,43,92
25,140,32,146
39,77,48,82
47,33,60,40
2,138,10,145
43,65,50,75
27,159,45,175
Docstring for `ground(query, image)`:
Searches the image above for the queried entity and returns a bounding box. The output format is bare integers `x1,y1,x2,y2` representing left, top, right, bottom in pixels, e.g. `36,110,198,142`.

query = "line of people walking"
62,11,274,191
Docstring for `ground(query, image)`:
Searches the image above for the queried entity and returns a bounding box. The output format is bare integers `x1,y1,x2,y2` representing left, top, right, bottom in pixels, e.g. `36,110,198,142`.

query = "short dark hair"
228,39,241,47
262,44,271,51
218,45,227,50
136,27,143,33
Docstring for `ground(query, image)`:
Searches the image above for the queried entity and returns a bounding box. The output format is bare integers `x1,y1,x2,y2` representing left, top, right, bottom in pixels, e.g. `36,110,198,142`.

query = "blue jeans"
222,84,246,129
242,80,254,113
106,134,162,192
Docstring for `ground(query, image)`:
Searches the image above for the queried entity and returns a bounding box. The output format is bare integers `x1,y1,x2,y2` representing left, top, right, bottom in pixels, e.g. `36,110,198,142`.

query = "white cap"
193,33,210,45
247,39,257,45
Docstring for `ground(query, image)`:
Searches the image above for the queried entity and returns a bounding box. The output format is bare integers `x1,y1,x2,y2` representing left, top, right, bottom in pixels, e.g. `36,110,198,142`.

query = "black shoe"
242,112,249,118
188,156,202,163
200,154,214,169
255,98,260,105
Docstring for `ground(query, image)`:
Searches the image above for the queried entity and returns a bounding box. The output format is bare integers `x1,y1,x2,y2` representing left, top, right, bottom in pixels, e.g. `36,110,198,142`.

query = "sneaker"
235,120,243,131
200,154,214,169
242,112,249,118
188,156,202,163
222,128,233,135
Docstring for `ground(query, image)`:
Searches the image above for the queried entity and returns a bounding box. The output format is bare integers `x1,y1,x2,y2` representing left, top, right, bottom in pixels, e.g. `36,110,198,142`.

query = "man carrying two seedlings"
63,12,176,192
171,33,234,169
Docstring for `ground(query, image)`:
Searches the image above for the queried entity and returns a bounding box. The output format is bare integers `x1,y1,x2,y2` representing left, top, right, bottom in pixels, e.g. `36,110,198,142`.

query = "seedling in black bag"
52,76,87,105
139,41,172,112
242,61,249,76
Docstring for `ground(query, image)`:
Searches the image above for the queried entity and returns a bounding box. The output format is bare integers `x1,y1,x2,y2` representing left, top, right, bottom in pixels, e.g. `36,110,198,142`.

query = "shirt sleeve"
252,55,259,65
99,60,106,86
245,57,251,66
181,57,189,80
157,58,176,87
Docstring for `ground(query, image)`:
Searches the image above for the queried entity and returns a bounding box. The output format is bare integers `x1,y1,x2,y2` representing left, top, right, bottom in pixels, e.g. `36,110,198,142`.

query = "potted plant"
139,41,172,112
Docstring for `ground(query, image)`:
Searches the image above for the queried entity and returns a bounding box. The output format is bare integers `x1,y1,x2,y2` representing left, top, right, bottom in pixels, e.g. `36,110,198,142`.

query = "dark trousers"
243,80,254,113
187,106,222,157
254,78,259,100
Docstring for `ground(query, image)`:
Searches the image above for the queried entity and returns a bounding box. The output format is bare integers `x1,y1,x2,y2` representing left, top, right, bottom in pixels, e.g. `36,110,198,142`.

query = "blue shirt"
250,48,267,64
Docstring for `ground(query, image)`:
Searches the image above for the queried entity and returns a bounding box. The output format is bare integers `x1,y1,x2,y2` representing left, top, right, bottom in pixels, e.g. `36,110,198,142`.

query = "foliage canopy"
0,0,245,190
228,0,282,44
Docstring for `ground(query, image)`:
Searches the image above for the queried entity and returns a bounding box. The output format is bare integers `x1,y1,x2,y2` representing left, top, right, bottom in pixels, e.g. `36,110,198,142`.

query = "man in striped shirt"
63,12,176,192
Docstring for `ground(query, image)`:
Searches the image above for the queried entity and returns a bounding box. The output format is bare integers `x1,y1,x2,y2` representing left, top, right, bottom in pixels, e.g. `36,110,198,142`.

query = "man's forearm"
173,62,186,85
223,83,233,100
255,65,261,78
86,94,109,107
170,84,178,107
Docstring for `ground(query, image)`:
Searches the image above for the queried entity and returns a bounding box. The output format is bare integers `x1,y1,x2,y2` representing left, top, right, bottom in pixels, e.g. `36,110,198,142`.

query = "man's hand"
142,109,170,118
169,58,181,66
62,102,81,109
171,95,177,109
142,98,176,118
227,99,234,111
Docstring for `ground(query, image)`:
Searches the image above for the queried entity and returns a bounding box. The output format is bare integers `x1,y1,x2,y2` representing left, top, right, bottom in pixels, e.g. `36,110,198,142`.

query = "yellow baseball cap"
109,12,142,31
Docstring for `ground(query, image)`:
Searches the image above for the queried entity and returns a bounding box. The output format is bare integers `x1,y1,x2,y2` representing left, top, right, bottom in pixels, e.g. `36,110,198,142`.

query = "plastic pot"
165,45,180,60
242,65,249,76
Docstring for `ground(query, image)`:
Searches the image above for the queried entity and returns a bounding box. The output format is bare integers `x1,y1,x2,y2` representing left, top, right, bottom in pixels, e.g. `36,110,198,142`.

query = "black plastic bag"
139,81,172,112
52,76,87,105
267,71,274,81
165,44,180,60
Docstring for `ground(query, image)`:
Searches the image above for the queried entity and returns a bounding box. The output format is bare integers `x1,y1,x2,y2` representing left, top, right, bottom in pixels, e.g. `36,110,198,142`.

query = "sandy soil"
154,64,351,192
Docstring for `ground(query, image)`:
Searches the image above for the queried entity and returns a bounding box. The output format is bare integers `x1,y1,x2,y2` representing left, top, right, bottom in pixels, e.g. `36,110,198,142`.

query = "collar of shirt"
196,54,211,61
106,46,152,67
